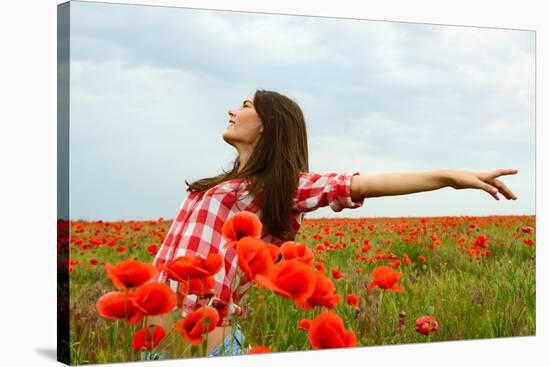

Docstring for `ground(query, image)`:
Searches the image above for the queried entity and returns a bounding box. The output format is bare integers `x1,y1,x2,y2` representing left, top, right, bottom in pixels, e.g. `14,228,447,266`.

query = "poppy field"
60,214,536,365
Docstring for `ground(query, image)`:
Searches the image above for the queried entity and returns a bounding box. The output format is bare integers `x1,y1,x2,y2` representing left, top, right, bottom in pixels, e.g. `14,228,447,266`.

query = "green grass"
66,215,535,364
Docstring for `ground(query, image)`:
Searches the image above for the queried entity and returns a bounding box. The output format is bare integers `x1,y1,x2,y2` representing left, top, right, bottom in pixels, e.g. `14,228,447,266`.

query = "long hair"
186,89,309,241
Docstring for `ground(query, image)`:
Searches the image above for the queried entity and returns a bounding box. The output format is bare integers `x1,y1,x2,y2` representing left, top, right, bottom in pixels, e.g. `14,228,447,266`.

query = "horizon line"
63,213,536,223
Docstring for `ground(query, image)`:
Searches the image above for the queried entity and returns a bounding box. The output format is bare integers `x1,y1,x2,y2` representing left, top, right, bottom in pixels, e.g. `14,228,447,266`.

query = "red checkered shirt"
152,171,365,325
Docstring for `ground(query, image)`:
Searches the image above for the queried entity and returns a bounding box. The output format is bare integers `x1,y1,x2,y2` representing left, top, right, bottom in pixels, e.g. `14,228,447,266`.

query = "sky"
67,0,536,221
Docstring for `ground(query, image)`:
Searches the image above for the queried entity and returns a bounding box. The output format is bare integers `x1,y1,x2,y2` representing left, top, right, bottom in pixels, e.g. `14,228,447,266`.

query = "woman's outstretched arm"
350,169,519,201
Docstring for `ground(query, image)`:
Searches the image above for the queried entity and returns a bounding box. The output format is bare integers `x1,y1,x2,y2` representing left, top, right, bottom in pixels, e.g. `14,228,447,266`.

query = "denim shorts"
208,324,245,357
139,324,245,360
139,350,167,361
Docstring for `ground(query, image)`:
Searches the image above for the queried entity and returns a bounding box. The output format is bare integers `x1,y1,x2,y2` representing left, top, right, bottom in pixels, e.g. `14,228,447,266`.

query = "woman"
145,89,518,358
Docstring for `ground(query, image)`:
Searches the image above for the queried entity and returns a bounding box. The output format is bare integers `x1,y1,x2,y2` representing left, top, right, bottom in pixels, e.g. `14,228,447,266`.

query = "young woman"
146,89,518,358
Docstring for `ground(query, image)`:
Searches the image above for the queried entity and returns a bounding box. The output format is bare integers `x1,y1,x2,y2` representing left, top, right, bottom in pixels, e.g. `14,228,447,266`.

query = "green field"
62,215,536,364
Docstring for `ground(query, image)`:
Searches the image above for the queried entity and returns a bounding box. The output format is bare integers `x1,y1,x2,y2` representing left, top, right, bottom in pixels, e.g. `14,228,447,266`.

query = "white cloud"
177,12,348,66
68,2,535,219
308,134,430,174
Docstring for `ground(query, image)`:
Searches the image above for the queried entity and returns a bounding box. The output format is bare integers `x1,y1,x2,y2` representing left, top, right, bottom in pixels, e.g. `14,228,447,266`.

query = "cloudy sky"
68,0,535,221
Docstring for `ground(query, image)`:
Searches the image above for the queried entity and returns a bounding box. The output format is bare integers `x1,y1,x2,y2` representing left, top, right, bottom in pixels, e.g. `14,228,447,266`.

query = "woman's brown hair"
185,89,309,241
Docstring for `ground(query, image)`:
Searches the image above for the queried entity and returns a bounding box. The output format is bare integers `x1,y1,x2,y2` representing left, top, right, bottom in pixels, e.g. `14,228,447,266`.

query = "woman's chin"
222,132,233,144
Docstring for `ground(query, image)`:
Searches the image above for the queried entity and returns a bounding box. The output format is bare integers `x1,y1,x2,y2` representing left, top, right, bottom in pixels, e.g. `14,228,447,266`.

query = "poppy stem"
129,326,136,361
379,290,385,344
141,316,150,359
142,315,148,334
124,321,131,361
176,282,181,310
124,290,129,361
110,320,119,362
220,323,228,355
201,333,208,356
108,322,113,362
153,325,173,358
201,297,208,356
146,325,151,357
124,290,128,319
231,272,243,304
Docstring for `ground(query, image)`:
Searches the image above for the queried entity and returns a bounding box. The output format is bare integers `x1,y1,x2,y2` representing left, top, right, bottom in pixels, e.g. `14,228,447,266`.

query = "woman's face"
223,95,264,149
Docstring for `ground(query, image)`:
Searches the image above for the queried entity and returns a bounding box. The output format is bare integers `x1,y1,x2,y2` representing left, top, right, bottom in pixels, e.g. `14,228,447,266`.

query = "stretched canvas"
57,0,536,365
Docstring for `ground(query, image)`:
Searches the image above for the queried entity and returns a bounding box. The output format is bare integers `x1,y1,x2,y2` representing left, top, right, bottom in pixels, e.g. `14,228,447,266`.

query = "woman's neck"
237,150,253,174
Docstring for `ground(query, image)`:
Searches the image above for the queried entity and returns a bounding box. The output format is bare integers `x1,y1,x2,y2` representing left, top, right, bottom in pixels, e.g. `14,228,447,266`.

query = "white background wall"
0,1,547,367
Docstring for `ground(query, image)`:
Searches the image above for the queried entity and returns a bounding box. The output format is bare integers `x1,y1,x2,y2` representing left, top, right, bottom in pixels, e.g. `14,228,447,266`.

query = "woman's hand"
446,169,519,200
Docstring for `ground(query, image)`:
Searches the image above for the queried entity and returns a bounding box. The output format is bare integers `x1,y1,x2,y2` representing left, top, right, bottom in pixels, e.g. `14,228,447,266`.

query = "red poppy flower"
312,261,326,273
367,266,403,292
297,270,341,311
131,325,166,351
346,294,359,307
88,258,99,265
418,255,426,263
133,282,177,316
297,319,311,331
222,211,263,248
523,239,535,246
164,253,222,282
415,315,439,336
146,244,158,256
247,345,272,354
116,245,127,253
202,253,223,274
180,276,215,297
174,306,219,345
104,259,159,290
266,243,280,261
308,311,357,349
96,291,144,325
280,241,314,264
331,267,344,279
254,259,317,305
473,235,488,249
390,260,401,268
236,237,274,280
521,225,535,234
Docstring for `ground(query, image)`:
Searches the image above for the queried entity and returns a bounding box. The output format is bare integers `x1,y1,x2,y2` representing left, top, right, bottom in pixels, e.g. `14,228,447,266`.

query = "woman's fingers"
491,179,518,200
475,169,519,200
479,169,519,200
490,168,519,179
479,181,500,200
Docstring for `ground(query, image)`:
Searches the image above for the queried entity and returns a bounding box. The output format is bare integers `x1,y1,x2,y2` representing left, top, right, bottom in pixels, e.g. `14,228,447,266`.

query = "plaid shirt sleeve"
292,171,366,212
